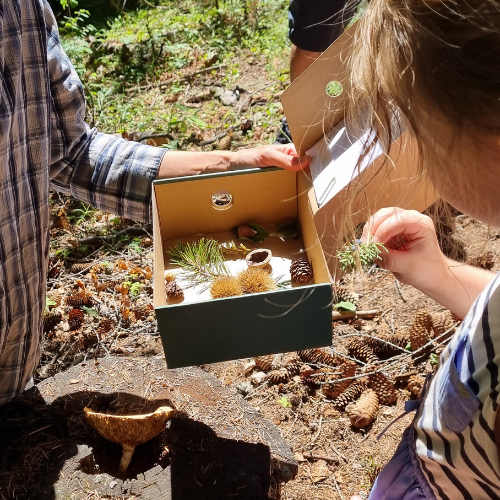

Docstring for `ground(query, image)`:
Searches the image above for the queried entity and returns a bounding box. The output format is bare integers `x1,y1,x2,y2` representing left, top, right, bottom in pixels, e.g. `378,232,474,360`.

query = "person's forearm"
418,258,496,318
156,150,236,178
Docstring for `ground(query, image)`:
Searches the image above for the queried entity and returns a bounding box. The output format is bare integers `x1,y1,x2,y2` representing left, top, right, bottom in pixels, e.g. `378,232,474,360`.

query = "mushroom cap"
83,405,175,448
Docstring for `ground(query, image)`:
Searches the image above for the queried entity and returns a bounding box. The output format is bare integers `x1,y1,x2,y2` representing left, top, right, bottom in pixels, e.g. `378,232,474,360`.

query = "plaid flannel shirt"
0,0,166,405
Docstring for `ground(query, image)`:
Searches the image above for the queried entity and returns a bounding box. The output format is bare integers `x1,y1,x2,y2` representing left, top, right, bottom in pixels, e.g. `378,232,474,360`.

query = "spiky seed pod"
237,268,276,294
368,372,398,405
297,349,342,367
68,309,84,330
330,378,369,409
43,310,62,332
70,263,92,274
347,338,379,364
431,311,457,340
268,368,290,385
321,360,357,399
165,272,176,282
97,318,116,337
165,281,184,298
409,310,433,352
290,258,313,283
348,389,379,428
407,374,426,398
332,286,360,307
254,355,274,372
210,276,243,299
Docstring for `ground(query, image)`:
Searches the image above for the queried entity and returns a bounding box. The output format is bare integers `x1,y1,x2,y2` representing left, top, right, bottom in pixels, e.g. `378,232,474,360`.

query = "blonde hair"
348,0,500,170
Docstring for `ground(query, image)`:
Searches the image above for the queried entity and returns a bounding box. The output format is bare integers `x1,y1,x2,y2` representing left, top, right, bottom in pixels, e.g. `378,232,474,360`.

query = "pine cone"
367,331,409,358
409,310,433,352
66,291,91,307
165,281,184,298
43,310,62,333
348,389,379,428
97,318,116,337
290,258,313,284
321,360,357,399
284,356,302,377
218,134,232,150
368,372,397,405
431,311,457,340
298,349,342,367
347,338,379,364
301,368,330,385
407,374,425,398
70,263,92,274
268,368,290,385
47,260,62,279
132,304,154,320
254,355,274,372
332,286,360,307
68,309,84,330
330,378,368,409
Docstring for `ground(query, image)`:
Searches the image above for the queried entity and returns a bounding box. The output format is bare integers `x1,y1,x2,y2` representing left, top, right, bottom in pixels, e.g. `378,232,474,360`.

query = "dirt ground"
37,196,500,500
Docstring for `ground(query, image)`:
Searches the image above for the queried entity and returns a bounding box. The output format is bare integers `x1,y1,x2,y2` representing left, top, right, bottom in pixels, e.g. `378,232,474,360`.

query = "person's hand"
361,207,448,291
232,144,311,171
350,496,363,500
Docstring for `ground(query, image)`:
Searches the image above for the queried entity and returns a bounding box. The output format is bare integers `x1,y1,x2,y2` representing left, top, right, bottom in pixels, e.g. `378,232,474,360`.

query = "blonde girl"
342,0,500,498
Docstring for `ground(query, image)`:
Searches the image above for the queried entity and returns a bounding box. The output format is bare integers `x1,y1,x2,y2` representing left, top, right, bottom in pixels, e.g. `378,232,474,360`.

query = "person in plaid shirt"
0,0,309,406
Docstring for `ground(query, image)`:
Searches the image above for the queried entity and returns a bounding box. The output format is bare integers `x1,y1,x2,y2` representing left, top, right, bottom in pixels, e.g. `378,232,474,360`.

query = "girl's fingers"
361,207,405,242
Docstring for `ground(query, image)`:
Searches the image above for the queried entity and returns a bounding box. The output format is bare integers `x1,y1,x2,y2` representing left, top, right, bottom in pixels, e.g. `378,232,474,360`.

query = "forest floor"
35,1,500,499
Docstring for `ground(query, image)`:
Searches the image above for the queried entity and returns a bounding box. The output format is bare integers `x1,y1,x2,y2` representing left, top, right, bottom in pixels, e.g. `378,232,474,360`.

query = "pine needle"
337,240,388,272
168,238,229,286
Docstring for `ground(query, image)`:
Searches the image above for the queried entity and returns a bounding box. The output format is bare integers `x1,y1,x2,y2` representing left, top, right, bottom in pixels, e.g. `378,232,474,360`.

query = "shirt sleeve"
44,2,165,223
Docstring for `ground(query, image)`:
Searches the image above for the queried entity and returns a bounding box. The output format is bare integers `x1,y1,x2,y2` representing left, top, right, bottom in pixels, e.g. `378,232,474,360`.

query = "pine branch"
337,240,388,272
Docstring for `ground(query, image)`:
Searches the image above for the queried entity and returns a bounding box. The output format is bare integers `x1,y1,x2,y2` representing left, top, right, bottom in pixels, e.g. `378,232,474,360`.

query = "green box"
153,167,333,369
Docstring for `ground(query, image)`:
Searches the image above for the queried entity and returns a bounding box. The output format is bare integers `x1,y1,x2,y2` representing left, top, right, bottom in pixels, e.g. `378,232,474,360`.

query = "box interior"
153,168,331,308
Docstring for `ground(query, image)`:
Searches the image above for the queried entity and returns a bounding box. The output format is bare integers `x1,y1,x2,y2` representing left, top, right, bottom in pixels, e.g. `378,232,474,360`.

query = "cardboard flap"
281,23,357,156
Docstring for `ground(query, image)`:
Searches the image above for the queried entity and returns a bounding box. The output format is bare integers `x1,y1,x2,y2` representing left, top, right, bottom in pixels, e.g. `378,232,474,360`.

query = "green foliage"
45,297,57,312
337,240,388,272
430,353,439,365
82,305,100,318
405,342,412,351
278,396,292,408
168,238,229,285
334,301,356,312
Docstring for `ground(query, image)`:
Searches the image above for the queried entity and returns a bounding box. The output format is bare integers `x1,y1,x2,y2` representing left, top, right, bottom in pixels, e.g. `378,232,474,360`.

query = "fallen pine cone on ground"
347,338,379,364
332,286,360,307
410,310,434,352
321,359,357,399
348,389,379,428
331,378,368,410
368,372,398,405
407,374,426,398
431,311,458,340
254,355,274,372
267,355,302,384
298,349,342,367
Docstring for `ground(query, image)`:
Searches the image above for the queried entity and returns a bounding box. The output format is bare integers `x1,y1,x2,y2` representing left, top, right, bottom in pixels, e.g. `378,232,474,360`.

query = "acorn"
237,225,258,239
410,310,433,352
368,372,397,405
165,272,176,282
290,258,313,283
165,280,184,299
348,389,379,428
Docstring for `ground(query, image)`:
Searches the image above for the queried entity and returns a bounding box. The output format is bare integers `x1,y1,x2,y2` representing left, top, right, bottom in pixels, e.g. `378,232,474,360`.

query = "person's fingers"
373,211,435,249
271,143,298,156
361,207,405,243
261,147,310,171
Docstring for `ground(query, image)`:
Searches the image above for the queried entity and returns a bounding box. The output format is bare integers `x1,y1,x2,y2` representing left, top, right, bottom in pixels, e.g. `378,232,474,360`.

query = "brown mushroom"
83,405,175,473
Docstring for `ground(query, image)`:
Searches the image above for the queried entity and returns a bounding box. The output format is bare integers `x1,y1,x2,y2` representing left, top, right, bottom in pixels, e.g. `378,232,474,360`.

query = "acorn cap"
84,405,175,473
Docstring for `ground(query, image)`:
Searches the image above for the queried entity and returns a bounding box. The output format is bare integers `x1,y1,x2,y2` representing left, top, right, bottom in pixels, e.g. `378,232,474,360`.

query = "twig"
394,279,407,302
136,133,173,143
332,308,379,321
198,120,250,147
285,400,303,438
310,415,323,445
236,80,282,116
328,441,348,463
126,64,227,93
303,453,339,464
140,0,169,8
333,475,344,500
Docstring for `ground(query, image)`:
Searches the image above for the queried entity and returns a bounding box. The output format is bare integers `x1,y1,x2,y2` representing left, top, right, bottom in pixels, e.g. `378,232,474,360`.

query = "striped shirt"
414,273,500,499
0,0,165,405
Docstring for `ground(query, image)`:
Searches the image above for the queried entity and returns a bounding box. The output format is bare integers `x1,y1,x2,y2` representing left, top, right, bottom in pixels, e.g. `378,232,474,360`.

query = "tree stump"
0,357,297,499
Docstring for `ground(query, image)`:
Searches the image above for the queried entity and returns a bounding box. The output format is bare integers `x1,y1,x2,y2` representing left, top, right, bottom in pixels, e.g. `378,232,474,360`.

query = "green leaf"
129,282,142,296
430,353,439,365
275,218,300,239
335,301,356,312
82,306,100,318
246,223,269,243
405,342,412,351
278,396,292,408
46,297,57,308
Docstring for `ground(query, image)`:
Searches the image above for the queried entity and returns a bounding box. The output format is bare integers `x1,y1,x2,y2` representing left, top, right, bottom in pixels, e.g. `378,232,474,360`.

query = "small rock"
235,381,253,397
250,371,267,386
243,360,256,375
309,422,319,432
109,481,117,489
69,379,80,384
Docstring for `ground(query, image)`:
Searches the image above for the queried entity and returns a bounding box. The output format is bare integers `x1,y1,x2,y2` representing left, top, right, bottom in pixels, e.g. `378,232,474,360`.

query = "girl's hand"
232,144,311,171
361,207,448,291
